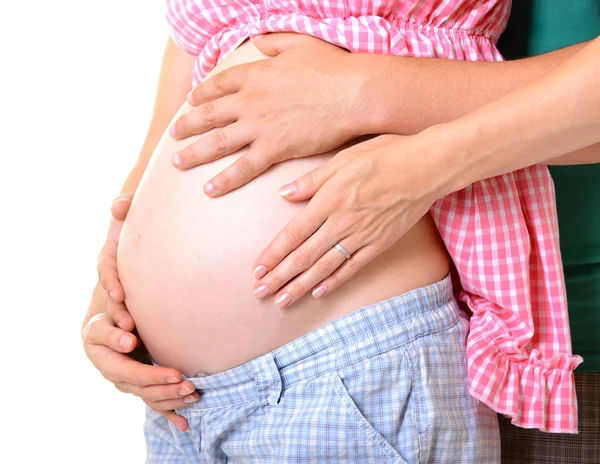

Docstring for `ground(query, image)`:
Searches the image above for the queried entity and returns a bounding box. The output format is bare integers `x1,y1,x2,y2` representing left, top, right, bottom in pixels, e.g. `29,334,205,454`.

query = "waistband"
179,274,456,412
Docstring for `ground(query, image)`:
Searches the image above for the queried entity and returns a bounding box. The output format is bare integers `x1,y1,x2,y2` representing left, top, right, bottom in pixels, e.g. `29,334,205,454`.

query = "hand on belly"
117,42,450,377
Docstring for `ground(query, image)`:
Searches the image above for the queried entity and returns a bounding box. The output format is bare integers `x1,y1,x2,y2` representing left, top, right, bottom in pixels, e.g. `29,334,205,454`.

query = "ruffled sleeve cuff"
466,309,583,434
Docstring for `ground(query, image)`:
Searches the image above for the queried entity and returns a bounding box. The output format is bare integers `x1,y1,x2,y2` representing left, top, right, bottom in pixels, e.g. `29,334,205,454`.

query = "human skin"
115,37,450,380
85,33,599,431
249,36,600,296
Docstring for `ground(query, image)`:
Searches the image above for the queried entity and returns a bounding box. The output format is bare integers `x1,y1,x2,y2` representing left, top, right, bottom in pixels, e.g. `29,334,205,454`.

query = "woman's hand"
86,195,197,432
250,133,450,307
96,195,132,308
170,33,368,196
82,294,197,432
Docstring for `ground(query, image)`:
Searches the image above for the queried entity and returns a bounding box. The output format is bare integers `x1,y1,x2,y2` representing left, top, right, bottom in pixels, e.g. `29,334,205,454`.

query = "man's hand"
170,33,366,196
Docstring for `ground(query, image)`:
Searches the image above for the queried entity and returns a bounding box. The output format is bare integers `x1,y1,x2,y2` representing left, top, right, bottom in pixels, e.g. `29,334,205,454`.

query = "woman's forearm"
431,36,600,196
120,37,195,196
92,37,196,314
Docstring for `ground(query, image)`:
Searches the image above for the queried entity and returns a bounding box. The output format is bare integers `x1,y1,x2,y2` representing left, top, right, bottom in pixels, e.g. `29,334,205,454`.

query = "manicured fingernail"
275,293,292,308
173,153,182,167
253,285,270,298
312,286,327,298
186,91,193,104
166,377,180,384
279,183,296,197
112,194,130,204
204,183,215,195
253,265,268,279
169,124,176,137
119,335,131,349
183,395,198,404
178,387,194,396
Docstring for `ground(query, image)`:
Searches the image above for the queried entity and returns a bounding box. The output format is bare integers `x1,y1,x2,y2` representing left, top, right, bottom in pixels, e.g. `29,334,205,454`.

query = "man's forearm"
431,36,600,196
354,41,589,137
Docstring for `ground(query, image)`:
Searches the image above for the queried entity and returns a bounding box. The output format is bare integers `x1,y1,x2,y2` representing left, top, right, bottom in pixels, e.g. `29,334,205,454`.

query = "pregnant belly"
117,39,450,377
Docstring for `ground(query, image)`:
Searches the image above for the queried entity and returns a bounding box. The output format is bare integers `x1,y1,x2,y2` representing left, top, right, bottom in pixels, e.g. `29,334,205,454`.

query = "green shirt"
498,1,600,371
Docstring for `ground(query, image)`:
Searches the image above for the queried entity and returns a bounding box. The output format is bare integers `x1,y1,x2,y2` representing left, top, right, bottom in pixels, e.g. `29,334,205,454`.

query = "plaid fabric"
164,0,582,433
145,276,501,463
498,372,600,463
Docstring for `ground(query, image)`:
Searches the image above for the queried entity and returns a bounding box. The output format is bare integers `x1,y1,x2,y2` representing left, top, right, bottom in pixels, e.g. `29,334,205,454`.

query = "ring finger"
273,241,355,307
254,220,343,299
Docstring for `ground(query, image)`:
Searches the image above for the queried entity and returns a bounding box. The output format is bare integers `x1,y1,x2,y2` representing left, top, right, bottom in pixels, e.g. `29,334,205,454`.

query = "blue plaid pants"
145,275,500,463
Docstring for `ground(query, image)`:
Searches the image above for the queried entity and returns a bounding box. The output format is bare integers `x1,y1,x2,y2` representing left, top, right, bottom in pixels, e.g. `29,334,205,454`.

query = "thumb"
253,32,317,56
111,194,133,221
278,162,336,202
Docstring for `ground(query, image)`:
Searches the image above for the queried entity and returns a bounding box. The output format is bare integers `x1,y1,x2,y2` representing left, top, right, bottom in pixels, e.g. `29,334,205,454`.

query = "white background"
2,1,168,461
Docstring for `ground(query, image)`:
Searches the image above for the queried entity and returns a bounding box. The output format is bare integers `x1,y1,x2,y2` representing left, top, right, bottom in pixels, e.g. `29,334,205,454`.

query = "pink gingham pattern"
165,0,582,433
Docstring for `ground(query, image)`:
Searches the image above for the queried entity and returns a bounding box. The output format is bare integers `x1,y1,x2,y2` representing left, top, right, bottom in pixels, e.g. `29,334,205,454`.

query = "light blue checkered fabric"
145,276,500,463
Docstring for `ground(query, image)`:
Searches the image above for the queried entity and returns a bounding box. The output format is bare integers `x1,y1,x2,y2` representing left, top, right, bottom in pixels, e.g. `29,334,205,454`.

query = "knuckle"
313,258,335,277
236,156,256,177
292,251,313,271
212,72,227,92
288,282,307,299
346,256,365,275
335,214,358,235
213,130,229,152
245,62,263,83
203,101,217,125
284,227,304,247
306,172,318,191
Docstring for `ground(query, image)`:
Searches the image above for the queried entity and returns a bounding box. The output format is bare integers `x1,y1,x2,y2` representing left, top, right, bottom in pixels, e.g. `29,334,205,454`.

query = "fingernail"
173,153,182,167
253,285,270,298
169,124,176,137
253,265,268,279
119,335,131,349
109,291,117,301
166,377,180,384
178,387,194,396
204,183,215,195
252,34,266,41
183,395,198,404
112,194,130,204
312,286,327,298
275,293,292,308
186,91,193,104
279,183,296,197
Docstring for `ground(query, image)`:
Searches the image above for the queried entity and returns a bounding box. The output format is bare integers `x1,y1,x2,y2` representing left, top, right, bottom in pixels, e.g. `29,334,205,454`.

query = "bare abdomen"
117,39,451,377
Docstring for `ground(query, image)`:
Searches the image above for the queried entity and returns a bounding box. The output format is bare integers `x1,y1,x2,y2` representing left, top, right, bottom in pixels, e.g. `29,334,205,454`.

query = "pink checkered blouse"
165,0,582,433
